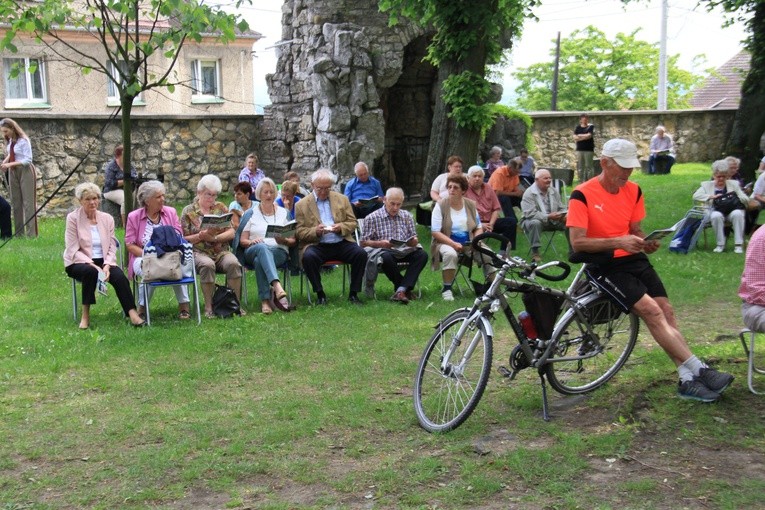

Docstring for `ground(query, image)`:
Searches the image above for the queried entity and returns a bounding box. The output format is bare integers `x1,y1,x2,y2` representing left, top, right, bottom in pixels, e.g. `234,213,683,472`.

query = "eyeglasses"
314,185,331,191
202,191,218,198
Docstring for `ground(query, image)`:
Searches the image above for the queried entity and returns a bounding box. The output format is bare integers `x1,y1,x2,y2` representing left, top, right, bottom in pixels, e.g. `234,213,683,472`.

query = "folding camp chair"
739,328,765,395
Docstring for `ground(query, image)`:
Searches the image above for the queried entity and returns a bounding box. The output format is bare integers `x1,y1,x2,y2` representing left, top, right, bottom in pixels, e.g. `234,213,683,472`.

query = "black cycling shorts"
586,253,668,311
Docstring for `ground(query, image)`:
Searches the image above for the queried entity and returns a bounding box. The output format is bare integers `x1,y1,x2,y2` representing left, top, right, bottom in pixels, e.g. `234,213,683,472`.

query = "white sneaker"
442,289,454,301
734,245,744,254
713,246,724,253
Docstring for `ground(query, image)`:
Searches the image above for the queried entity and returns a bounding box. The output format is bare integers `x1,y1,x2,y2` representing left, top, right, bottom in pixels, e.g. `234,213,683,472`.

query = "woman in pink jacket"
64,182,144,329
125,180,191,319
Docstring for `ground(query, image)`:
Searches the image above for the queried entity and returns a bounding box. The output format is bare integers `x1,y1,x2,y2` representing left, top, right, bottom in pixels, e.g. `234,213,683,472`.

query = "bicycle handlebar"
471,231,571,282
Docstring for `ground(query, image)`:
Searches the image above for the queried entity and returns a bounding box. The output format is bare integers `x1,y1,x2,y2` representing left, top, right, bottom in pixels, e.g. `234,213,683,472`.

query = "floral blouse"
180,198,232,258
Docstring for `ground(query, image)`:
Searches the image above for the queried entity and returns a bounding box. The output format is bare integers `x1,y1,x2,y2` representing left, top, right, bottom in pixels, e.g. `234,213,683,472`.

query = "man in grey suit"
520,169,566,263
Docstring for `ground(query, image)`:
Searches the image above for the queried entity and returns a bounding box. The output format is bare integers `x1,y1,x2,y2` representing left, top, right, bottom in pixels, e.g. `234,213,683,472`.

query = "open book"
200,212,233,230
265,221,297,238
358,196,379,205
390,236,413,248
644,219,683,242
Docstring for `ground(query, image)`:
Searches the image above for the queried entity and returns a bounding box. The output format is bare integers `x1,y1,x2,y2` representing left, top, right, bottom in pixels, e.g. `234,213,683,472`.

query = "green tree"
513,26,704,111
699,0,765,179
0,0,249,214
379,0,539,197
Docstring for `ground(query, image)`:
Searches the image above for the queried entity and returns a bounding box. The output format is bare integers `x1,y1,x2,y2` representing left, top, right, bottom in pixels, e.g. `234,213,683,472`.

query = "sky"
229,0,748,111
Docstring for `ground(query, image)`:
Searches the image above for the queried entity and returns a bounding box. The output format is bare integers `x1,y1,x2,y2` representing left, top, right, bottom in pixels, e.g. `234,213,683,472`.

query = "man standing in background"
574,113,595,182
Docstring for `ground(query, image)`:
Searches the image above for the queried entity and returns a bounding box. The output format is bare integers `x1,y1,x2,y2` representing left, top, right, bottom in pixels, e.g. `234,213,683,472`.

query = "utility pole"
657,0,668,110
551,31,560,111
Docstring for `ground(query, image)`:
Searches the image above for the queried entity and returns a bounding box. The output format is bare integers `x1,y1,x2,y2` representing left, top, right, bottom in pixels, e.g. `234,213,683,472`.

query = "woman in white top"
430,174,484,301
429,155,465,201
239,178,296,314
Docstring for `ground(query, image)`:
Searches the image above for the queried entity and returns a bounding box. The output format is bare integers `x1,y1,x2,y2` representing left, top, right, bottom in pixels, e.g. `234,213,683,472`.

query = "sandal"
205,310,216,319
261,302,273,315
178,310,191,320
273,292,290,312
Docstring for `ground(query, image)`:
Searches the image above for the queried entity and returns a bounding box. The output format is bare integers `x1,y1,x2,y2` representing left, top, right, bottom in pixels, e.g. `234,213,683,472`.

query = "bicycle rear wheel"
413,309,493,433
545,297,638,394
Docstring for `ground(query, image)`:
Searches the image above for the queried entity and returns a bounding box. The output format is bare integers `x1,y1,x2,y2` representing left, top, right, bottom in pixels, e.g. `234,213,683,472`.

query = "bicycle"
413,232,639,432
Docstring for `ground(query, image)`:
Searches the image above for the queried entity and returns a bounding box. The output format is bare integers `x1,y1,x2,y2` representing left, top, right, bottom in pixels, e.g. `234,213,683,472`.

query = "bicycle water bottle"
518,311,538,339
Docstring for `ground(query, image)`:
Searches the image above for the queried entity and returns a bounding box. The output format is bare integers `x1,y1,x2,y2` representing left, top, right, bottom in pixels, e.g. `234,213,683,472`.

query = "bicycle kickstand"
538,372,551,422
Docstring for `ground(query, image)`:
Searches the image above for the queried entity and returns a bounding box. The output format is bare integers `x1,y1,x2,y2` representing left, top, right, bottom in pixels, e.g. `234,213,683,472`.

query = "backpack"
212,284,241,318
669,217,704,254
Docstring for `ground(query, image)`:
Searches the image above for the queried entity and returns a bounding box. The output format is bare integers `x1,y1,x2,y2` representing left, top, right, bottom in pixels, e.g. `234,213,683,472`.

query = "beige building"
0,18,261,116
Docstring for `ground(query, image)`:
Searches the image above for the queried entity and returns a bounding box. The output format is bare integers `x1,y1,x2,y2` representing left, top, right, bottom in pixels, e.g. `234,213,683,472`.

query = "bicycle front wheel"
545,297,638,394
413,309,493,433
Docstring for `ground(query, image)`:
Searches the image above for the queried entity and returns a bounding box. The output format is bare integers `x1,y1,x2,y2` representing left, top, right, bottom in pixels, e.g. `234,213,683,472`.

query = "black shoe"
348,294,363,305
697,367,734,394
316,295,328,305
678,379,719,403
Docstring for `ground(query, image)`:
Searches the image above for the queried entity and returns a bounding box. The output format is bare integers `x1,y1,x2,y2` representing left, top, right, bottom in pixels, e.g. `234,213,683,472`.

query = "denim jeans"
244,242,288,300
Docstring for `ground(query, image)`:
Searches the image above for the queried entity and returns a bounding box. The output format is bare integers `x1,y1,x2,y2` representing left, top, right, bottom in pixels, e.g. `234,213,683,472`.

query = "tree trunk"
419,55,488,198
121,96,134,218
726,1,765,180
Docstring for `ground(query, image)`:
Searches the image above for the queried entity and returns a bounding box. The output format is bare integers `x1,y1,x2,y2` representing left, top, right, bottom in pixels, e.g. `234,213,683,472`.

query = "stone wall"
527,109,738,168
259,0,429,185
9,107,741,218
4,114,258,217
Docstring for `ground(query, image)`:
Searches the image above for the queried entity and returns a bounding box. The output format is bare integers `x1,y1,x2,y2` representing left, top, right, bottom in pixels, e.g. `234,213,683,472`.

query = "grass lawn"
1,163,764,509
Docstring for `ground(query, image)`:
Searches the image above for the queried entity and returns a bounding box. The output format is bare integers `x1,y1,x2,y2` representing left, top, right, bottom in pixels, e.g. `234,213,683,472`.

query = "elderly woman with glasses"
64,182,145,329
693,159,750,254
181,174,243,317
430,174,493,301
238,178,295,314
125,180,192,320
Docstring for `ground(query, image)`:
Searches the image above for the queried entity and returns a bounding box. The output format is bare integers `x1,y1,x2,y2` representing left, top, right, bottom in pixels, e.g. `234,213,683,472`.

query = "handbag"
713,191,745,216
141,251,182,282
212,284,241,318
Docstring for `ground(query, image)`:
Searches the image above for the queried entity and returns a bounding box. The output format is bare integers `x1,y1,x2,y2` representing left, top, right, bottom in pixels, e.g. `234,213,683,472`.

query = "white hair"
354,162,368,175
467,165,485,178
137,180,166,207
712,160,729,176
197,174,222,194
310,168,337,184
490,146,502,156
75,182,101,200
385,187,405,200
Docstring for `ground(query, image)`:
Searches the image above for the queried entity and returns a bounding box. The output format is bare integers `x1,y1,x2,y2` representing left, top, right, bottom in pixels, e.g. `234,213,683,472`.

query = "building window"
190,59,221,101
3,57,47,107
106,60,144,106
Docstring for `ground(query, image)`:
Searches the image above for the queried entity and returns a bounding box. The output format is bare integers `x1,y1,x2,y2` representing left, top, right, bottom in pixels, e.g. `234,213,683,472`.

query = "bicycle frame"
416,232,638,429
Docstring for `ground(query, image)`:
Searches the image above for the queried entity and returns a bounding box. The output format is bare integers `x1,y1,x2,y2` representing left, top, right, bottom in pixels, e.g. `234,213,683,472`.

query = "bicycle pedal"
498,366,516,380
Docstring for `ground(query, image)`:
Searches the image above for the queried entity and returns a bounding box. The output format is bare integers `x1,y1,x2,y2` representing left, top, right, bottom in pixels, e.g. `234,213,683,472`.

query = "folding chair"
523,180,567,259
739,328,765,395
71,237,124,321
139,272,202,325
